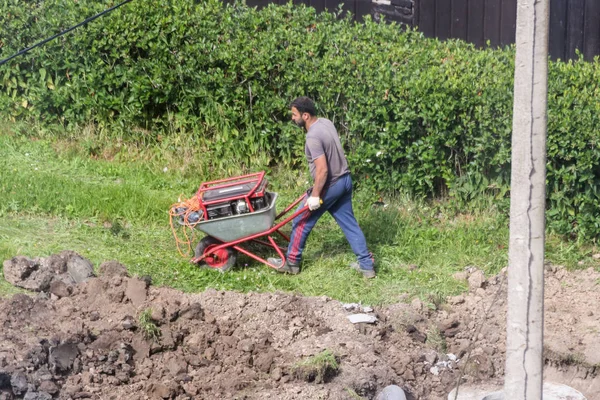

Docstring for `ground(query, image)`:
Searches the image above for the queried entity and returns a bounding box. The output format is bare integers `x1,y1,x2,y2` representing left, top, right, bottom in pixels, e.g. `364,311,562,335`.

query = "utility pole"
505,0,549,398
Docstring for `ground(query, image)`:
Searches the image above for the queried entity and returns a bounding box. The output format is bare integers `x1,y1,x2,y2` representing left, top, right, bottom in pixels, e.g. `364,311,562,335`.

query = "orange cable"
169,194,203,258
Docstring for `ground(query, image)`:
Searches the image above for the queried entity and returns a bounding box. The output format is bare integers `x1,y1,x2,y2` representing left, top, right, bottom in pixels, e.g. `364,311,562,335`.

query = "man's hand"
307,196,321,211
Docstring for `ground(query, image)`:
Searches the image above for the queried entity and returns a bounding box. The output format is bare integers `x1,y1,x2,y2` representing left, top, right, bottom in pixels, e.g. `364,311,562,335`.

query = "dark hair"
290,96,316,116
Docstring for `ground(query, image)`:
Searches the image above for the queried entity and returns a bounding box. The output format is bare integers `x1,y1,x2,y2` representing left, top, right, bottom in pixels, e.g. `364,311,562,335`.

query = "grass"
292,349,339,383
0,128,599,305
138,308,161,341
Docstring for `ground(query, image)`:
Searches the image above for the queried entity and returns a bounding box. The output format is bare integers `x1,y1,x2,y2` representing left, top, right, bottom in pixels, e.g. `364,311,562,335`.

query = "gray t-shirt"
305,118,350,186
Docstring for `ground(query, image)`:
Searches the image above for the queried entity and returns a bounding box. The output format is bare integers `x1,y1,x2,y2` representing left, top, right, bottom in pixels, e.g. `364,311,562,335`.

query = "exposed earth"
1,251,599,400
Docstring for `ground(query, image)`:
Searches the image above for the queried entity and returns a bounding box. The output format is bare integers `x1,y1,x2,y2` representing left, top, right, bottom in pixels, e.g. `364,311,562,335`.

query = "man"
267,96,376,278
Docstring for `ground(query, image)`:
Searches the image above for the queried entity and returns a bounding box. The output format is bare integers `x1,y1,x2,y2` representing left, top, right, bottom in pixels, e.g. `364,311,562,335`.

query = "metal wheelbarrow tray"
194,192,278,242
190,188,309,273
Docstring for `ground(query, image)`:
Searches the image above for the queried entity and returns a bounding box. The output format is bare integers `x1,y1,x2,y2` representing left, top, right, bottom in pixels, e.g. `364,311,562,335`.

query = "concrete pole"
505,0,549,398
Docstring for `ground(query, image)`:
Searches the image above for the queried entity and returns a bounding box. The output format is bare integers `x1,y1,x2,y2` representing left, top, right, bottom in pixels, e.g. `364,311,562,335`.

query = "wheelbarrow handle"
276,191,308,220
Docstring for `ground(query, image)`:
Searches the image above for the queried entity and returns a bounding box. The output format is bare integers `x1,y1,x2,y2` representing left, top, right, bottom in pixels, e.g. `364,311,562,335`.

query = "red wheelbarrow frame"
195,171,268,215
190,191,310,270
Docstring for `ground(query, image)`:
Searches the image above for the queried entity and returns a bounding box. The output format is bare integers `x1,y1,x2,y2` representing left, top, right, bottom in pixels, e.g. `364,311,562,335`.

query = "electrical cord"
0,0,134,67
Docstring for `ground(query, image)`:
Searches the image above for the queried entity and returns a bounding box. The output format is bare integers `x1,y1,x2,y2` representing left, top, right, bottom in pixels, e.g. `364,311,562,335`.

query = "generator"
174,172,270,226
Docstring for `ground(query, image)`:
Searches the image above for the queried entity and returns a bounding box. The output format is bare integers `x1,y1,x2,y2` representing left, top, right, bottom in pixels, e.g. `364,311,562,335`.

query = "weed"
138,309,160,341
426,325,447,353
345,388,365,399
292,349,339,383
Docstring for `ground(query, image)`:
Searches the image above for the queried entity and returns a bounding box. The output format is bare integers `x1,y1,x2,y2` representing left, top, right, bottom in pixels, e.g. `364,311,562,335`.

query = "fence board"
499,0,516,46
567,0,585,60
584,0,600,61
355,0,372,21
435,0,452,40
234,0,599,61
451,0,468,41
417,0,436,37
467,0,485,47
549,0,568,60
484,0,501,46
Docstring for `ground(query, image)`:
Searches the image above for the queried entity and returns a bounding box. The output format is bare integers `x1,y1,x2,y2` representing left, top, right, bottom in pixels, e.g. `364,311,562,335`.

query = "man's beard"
294,119,305,128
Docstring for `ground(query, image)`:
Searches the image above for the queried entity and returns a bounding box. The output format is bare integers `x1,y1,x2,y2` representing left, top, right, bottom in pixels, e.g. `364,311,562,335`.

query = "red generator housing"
196,172,269,221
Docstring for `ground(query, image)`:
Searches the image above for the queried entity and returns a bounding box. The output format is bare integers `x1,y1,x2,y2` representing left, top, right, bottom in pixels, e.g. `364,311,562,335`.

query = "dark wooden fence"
236,0,600,61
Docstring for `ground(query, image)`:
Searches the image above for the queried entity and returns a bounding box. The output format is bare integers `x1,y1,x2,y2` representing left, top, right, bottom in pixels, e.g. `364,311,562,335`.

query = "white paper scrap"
347,314,378,324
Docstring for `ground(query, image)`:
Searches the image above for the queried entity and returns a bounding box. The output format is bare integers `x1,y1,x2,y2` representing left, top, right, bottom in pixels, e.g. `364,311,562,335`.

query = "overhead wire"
0,0,135,67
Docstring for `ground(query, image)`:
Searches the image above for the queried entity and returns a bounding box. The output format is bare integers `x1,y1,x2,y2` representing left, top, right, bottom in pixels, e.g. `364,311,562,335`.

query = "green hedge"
1,0,599,238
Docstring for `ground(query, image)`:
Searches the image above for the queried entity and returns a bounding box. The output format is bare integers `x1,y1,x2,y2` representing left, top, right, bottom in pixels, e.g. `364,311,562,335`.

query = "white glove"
307,196,321,211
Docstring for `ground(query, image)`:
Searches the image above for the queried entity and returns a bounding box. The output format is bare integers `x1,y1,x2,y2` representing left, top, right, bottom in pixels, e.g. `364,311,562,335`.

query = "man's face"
291,107,306,128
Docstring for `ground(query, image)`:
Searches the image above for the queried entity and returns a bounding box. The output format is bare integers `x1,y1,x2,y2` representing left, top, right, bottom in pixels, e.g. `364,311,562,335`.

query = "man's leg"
286,180,348,265
286,202,327,265
327,175,374,271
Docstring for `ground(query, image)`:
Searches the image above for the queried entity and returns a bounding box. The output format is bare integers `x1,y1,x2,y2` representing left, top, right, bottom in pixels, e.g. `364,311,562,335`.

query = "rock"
128,336,149,361
23,392,52,400
49,343,79,373
166,356,188,377
405,325,427,343
49,280,72,298
38,380,58,395
410,298,424,312
42,254,68,274
125,278,148,307
121,315,136,330
98,261,129,278
453,271,468,281
65,253,95,284
453,339,471,358
204,347,215,361
11,371,28,395
468,270,486,290
422,350,437,365
151,305,166,323
342,303,361,311
179,303,203,320
149,382,173,399
463,353,494,378
0,371,10,389
271,367,282,381
237,339,254,353
402,368,415,381
448,295,465,305
254,352,275,373
3,257,53,292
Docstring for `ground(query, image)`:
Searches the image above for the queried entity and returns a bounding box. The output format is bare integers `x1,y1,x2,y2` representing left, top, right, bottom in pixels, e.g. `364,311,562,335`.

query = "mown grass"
1,128,598,305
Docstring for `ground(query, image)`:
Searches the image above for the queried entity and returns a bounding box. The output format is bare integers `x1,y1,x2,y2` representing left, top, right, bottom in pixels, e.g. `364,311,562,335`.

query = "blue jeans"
287,174,374,270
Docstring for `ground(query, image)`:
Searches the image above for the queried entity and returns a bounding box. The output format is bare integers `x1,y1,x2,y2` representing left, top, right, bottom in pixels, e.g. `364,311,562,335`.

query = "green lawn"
1,132,597,305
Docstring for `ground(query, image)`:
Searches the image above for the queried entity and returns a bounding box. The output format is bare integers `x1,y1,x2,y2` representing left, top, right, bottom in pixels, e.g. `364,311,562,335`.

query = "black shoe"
267,258,300,274
349,262,376,279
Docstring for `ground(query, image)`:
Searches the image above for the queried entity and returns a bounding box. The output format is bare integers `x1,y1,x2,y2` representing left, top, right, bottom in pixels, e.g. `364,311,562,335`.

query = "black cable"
0,0,134,67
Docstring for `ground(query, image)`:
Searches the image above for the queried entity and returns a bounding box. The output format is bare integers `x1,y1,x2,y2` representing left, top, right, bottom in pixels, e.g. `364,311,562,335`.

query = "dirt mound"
1,253,599,399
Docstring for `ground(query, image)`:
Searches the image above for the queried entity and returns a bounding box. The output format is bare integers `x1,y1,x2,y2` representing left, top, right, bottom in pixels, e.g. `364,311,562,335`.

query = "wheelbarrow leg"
232,235,287,270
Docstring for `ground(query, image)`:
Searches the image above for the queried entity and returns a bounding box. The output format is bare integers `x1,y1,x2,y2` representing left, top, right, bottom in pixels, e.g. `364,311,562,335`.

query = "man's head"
290,96,316,129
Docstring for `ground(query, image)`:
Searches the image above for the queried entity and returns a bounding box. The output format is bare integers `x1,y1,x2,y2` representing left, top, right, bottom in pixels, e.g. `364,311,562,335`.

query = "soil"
1,251,599,400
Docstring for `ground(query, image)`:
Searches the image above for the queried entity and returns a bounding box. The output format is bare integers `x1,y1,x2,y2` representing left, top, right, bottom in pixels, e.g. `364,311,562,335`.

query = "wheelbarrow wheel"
194,236,237,273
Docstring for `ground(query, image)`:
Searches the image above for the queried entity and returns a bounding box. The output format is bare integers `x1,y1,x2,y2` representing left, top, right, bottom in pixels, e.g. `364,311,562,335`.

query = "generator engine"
174,173,270,226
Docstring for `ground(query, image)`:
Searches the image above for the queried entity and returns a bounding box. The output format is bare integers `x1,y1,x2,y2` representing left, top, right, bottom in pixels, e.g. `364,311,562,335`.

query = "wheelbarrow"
187,174,310,272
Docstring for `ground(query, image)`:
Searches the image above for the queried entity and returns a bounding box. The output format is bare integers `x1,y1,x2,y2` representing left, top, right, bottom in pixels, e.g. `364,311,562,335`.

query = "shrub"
1,0,599,238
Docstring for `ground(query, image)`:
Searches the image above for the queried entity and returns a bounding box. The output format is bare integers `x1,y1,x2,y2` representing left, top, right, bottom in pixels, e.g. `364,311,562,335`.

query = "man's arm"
311,155,328,198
